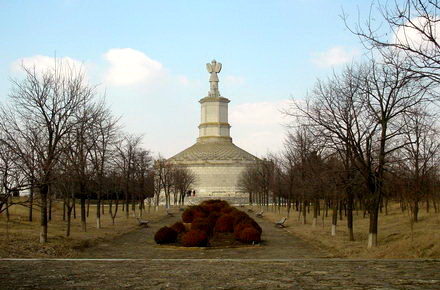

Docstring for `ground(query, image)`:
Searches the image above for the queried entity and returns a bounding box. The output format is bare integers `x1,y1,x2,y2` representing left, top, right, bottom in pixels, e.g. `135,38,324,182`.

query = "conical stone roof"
169,140,257,163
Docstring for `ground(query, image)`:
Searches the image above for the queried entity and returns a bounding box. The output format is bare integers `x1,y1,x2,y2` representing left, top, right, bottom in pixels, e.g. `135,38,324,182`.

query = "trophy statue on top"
206,59,222,96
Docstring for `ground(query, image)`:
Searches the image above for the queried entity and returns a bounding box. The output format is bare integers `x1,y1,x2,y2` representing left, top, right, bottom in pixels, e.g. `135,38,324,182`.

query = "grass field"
0,200,167,258
251,202,440,259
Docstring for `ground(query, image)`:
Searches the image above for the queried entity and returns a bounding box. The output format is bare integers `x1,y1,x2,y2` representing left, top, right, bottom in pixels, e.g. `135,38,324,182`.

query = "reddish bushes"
181,230,209,247
155,199,262,247
220,206,234,215
236,226,261,244
232,211,251,226
201,199,230,213
235,218,262,234
214,214,235,233
170,222,187,234
154,226,177,244
233,215,262,244
191,217,214,236
181,205,208,223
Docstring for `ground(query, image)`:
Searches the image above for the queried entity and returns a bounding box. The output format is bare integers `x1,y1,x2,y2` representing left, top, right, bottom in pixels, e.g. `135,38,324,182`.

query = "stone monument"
169,60,257,197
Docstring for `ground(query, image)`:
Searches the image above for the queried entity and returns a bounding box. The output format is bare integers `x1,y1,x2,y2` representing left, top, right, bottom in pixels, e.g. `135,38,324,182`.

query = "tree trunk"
5,196,10,222
331,202,337,236
125,198,129,218
66,207,72,237
73,197,76,219
339,199,343,221
302,200,307,224
29,186,34,222
80,197,87,232
96,196,101,229
48,196,52,221
312,199,318,227
62,196,66,221
39,184,48,243
368,206,379,248
87,197,90,218
412,200,419,223
347,192,354,241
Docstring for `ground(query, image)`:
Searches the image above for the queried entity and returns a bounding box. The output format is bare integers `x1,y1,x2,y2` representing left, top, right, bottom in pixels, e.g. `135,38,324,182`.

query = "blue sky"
0,0,378,157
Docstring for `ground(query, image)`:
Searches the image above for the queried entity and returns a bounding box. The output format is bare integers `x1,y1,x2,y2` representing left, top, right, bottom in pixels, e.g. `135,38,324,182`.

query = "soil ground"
1,207,440,289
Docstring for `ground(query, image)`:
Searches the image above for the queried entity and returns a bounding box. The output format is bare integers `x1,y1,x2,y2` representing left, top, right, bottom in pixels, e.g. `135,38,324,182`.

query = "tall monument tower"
198,60,232,143
169,60,257,197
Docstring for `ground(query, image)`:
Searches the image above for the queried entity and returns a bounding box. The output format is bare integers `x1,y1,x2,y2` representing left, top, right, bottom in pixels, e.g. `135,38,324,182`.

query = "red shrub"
232,210,250,226
237,226,261,244
235,217,262,234
182,205,208,223
214,214,235,233
220,206,234,214
201,199,229,208
181,230,209,247
234,223,251,238
192,206,209,219
181,206,195,223
201,199,230,213
170,222,187,234
191,217,213,236
207,212,220,226
154,226,177,244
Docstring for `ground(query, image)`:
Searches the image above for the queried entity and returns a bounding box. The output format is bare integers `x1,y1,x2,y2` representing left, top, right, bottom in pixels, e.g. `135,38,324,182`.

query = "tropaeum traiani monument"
169,60,257,197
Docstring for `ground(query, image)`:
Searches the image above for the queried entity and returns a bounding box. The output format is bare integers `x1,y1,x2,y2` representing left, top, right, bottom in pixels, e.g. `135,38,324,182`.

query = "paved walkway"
2,259,439,289
1,211,439,289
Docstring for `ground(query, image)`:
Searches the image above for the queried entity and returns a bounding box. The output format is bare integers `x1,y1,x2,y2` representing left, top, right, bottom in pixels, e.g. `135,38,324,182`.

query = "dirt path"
2,209,440,289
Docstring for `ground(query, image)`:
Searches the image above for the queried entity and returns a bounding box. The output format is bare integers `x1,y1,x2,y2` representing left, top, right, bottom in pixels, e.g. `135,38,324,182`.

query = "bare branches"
345,0,440,82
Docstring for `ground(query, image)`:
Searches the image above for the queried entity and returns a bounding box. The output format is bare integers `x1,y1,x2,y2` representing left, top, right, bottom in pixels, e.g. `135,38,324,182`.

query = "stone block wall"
186,163,248,196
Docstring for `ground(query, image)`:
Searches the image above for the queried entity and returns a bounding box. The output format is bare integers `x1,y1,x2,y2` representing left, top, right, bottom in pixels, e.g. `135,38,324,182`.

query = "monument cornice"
198,122,231,129
199,96,230,104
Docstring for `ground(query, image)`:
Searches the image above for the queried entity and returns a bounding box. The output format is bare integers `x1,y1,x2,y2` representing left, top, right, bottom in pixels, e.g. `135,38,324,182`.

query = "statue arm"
206,63,213,73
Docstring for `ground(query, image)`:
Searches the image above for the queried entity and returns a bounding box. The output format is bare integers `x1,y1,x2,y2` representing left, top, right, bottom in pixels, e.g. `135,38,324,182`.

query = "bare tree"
395,104,440,222
0,138,27,215
238,157,274,209
154,157,175,209
114,134,143,217
292,58,431,247
131,149,154,216
62,100,105,232
0,63,95,243
346,0,440,83
89,111,119,228
172,167,196,206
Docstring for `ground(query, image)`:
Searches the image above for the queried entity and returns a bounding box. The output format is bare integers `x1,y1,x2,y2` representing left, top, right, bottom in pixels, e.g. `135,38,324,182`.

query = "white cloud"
103,48,165,86
229,99,292,156
311,46,360,68
393,16,440,52
11,55,85,76
234,130,285,157
229,99,290,126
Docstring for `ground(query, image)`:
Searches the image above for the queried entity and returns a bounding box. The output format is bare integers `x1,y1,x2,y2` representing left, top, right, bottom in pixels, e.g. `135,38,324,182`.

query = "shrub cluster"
170,222,187,234
154,199,262,247
181,229,209,247
154,226,178,244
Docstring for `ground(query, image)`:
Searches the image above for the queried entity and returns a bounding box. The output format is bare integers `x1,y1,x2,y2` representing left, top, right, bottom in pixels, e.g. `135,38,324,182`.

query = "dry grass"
250,202,440,259
0,200,169,258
